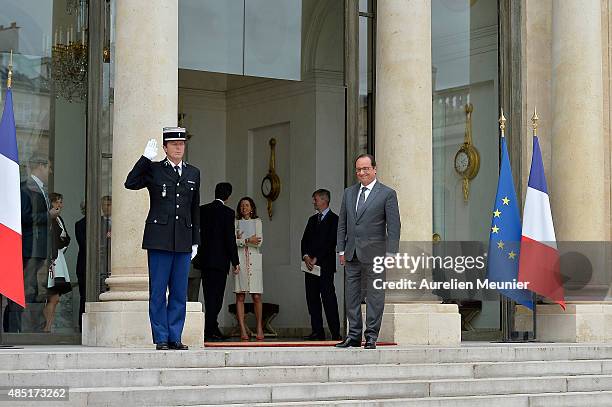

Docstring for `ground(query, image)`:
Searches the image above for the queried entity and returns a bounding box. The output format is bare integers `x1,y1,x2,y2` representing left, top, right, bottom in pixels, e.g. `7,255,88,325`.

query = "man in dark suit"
192,182,239,341
4,155,56,332
301,189,341,341
125,127,200,350
336,154,401,349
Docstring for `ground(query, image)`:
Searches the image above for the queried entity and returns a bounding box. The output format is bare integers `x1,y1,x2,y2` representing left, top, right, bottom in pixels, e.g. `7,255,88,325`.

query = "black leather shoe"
168,341,189,350
156,343,169,350
303,332,326,340
364,340,376,349
205,333,228,342
335,338,361,348
214,331,230,340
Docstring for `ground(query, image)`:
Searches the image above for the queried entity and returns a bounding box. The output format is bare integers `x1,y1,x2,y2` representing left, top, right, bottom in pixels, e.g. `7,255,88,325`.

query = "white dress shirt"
31,174,50,209
167,159,183,176
355,178,377,212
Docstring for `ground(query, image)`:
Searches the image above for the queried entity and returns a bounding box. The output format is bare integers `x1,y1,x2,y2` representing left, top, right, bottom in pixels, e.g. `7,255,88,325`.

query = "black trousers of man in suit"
301,209,340,339
202,269,228,336
305,271,340,338
192,197,239,338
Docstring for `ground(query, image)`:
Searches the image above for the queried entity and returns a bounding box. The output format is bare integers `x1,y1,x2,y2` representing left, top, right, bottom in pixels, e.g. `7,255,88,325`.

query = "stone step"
4,344,612,370
51,375,612,406
185,391,612,407
8,392,612,407
1,359,609,388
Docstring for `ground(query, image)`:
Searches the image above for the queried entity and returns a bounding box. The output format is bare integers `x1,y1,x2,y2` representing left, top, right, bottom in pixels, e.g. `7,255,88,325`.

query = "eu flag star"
508,251,516,260
491,225,500,234
493,209,501,218
497,241,505,249
502,196,510,205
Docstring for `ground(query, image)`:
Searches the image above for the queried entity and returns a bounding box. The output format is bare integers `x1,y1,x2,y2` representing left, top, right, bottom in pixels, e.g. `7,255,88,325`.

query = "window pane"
244,0,302,80
179,0,244,75
1,0,86,339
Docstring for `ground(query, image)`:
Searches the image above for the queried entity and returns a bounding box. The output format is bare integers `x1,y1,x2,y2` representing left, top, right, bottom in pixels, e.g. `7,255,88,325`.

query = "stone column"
373,0,460,345
537,0,611,342
82,0,204,347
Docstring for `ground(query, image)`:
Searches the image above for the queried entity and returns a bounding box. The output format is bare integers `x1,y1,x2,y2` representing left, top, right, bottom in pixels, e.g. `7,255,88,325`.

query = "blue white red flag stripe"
0,87,25,307
521,187,556,250
518,135,565,309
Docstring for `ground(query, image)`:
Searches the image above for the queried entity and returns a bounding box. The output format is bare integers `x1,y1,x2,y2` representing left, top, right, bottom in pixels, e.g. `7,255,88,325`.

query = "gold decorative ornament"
7,50,13,89
261,138,281,219
454,103,480,202
532,106,539,136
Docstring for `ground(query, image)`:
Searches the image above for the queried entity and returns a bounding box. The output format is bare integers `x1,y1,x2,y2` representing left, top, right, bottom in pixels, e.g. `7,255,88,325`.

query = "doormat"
204,340,397,348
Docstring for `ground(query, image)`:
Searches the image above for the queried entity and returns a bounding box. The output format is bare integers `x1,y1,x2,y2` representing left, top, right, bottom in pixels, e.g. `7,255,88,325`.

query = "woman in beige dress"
234,197,264,340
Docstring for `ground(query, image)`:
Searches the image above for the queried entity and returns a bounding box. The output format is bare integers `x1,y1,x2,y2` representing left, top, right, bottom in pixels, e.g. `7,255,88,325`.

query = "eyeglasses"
355,166,373,173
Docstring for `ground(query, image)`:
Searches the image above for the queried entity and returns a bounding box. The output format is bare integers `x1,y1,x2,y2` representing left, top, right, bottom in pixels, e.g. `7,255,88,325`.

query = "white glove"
143,139,158,160
191,244,198,260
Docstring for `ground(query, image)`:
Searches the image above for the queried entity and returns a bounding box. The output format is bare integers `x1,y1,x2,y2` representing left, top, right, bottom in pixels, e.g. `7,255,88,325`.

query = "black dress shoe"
156,343,169,350
205,333,227,342
364,340,376,349
335,338,361,348
303,332,326,340
214,331,230,340
168,341,189,350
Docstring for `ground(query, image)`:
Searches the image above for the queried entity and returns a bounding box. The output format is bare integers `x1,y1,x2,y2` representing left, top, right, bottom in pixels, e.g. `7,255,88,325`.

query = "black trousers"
202,269,228,336
305,270,340,337
3,257,46,333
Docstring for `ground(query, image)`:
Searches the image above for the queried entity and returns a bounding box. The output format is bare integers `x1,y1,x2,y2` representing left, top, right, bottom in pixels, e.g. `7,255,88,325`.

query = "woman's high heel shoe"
256,333,265,341
240,334,250,341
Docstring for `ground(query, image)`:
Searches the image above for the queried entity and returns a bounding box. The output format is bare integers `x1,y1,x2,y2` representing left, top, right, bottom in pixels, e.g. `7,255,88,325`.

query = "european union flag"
486,136,534,309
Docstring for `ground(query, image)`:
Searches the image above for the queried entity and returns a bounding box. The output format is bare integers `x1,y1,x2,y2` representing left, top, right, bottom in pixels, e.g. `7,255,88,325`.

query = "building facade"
1,0,610,347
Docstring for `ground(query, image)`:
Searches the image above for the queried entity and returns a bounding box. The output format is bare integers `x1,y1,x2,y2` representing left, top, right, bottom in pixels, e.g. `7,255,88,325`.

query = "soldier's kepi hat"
162,127,187,142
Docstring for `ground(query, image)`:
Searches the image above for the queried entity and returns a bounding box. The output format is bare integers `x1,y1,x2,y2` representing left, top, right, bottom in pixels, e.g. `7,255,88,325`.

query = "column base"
373,303,461,345
82,301,204,348
537,303,612,343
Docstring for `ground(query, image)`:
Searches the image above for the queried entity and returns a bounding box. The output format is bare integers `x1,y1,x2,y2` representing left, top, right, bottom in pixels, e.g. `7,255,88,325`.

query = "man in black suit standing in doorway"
192,182,239,341
301,189,341,341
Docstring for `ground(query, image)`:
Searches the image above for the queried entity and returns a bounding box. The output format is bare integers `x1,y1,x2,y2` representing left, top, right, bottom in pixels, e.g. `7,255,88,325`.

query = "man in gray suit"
336,154,400,349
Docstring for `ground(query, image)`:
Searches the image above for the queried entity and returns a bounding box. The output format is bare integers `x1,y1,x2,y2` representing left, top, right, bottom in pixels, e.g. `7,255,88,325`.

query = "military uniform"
124,128,200,348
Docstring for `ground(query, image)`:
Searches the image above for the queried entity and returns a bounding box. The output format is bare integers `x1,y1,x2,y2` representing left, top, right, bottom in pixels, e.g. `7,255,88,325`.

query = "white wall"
179,88,227,202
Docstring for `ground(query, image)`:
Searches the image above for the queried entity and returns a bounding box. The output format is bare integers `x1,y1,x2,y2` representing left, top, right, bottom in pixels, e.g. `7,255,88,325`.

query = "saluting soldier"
125,127,200,350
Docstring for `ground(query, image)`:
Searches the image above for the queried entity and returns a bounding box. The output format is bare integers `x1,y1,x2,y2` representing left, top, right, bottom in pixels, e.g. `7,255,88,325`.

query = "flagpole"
531,106,539,341
498,109,512,342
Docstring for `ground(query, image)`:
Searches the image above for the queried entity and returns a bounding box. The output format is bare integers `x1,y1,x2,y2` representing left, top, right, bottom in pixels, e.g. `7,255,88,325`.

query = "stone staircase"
2,344,612,406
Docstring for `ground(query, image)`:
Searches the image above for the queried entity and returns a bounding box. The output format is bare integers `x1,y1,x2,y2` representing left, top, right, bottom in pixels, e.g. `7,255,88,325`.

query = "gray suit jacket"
337,180,401,264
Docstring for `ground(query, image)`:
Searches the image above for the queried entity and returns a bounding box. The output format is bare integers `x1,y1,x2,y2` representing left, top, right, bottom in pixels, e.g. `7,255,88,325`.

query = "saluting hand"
143,139,158,160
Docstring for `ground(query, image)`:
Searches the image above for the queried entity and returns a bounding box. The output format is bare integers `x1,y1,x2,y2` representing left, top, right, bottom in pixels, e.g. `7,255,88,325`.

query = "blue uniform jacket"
125,156,201,253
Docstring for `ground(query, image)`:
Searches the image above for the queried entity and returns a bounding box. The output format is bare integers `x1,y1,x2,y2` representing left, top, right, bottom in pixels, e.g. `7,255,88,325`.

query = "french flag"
0,87,25,307
518,136,565,309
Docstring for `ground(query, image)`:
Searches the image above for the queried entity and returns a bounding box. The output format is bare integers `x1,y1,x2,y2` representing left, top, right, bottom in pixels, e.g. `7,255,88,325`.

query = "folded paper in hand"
301,261,321,276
